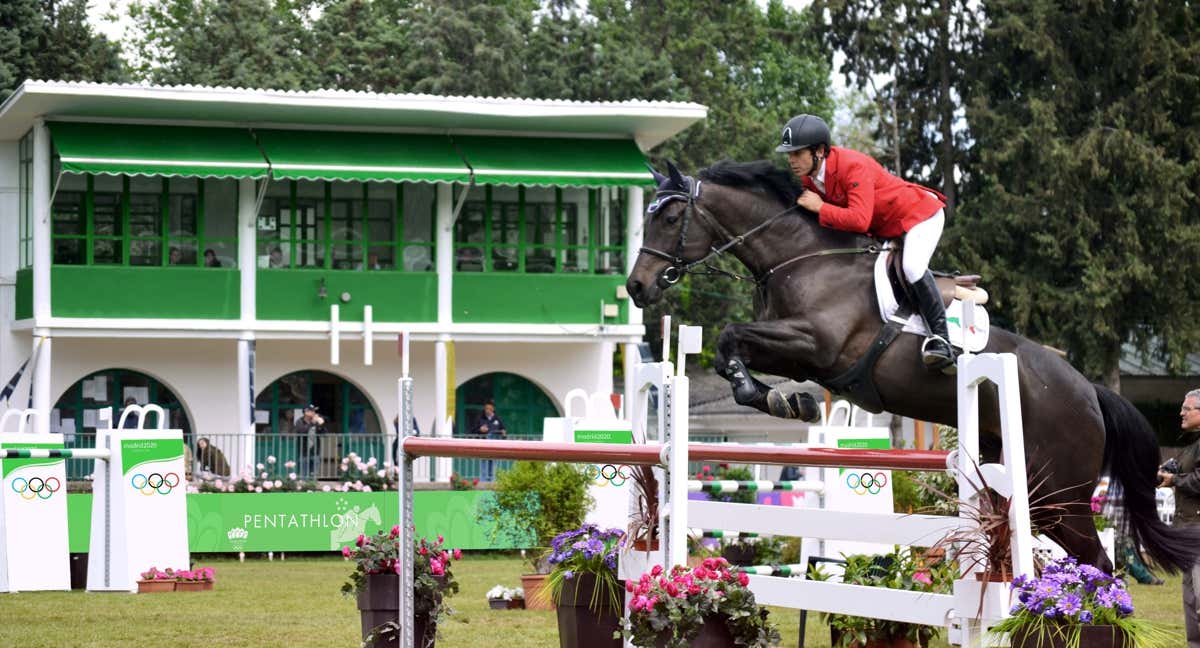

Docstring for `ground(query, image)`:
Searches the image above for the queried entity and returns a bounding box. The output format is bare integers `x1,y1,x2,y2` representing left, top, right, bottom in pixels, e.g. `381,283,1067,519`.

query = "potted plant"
618,558,781,647
627,464,660,551
547,524,625,648
476,460,592,611
175,566,215,592
137,567,177,593
991,556,1172,648
340,526,461,647
486,585,525,610
815,546,955,648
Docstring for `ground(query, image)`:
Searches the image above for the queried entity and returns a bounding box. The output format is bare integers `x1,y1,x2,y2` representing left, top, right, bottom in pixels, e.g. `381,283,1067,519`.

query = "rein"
640,181,879,288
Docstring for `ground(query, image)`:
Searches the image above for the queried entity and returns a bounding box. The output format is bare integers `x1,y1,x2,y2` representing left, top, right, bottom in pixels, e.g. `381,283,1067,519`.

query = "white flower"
377,470,386,478
274,480,282,488
322,485,332,492
340,464,348,472
256,463,264,470
261,472,269,479
267,456,276,464
254,486,263,493
288,472,298,480
367,457,377,466
284,460,296,469
214,479,224,489
362,485,372,492
263,481,273,490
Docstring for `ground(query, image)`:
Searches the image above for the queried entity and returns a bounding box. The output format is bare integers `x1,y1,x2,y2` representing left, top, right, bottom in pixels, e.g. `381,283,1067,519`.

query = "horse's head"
626,161,721,307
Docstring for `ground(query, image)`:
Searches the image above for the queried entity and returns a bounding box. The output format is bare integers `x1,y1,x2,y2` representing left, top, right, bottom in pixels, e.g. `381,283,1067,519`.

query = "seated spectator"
195,437,231,476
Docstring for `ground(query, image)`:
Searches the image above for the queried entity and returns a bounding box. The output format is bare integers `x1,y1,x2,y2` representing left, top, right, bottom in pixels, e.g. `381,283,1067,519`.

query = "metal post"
398,375,415,648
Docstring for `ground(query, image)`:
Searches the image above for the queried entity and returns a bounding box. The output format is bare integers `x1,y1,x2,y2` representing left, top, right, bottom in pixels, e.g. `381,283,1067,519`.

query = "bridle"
639,176,876,289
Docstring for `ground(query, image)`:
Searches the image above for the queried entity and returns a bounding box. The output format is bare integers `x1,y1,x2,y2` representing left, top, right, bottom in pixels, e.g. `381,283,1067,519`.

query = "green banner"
574,429,633,444
67,490,517,553
121,438,184,475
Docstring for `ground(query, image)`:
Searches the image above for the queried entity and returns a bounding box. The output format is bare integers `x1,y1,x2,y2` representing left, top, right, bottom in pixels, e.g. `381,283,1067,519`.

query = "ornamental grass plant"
618,558,780,648
990,556,1173,647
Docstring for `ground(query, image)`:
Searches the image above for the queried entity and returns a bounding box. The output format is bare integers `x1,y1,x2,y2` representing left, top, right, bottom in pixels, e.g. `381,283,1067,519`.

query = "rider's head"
776,114,830,178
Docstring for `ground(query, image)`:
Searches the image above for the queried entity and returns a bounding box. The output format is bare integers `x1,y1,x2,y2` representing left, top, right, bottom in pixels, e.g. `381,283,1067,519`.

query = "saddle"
884,249,988,308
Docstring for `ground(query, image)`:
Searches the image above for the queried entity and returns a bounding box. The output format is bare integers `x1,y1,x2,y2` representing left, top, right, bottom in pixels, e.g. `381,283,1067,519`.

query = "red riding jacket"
800,147,946,240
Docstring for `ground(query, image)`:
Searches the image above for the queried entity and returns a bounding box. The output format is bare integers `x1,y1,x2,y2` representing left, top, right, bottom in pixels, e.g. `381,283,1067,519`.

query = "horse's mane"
698,160,803,207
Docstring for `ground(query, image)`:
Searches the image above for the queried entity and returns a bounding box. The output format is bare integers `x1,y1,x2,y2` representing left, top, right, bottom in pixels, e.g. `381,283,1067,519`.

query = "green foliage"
693,463,756,504
0,0,127,98
477,461,592,558
819,546,955,647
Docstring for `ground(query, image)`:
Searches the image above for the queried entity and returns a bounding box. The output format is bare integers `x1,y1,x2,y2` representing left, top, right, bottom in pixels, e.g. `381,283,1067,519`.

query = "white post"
363,305,373,366
31,120,50,326
330,304,340,365
237,178,257,323
436,183,453,325
624,186,645,418
237,337,256,472
30,332,50,435
397,376,415,648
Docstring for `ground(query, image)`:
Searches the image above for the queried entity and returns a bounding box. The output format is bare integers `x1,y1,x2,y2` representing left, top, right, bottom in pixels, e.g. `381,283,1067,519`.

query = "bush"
476,461,593,562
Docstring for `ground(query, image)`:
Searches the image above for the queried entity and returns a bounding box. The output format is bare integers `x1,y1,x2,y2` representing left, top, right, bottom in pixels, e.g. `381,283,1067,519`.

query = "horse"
625,159,1200,573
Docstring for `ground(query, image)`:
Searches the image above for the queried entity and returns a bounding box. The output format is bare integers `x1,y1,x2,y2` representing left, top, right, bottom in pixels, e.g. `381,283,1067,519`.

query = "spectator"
391,415,421,462
294,404,325,478
195,437,231,477
1159,388,1200,647
169,247,183,265
475,400,506,482
269,247,284,268
203,248,222,268
120,397,141,429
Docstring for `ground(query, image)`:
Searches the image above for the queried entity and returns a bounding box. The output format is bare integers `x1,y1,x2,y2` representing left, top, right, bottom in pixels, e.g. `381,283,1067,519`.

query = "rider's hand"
797,189,824,213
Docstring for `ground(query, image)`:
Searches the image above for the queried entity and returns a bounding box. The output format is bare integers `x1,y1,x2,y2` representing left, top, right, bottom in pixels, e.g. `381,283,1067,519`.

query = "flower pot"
631,538,659,552
488,598,511,610
137,579,176,593
175,581,209,592
1009,624,1128,648
356,573,440,647
832,629,918,648
555,573,622,648
520,573,555,611
200,581,214,591
719,544,757,566
508,599,525,609
653,614,736,648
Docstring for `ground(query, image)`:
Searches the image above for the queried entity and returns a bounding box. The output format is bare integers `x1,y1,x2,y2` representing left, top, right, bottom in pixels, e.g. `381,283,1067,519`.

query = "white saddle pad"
873,249,990,352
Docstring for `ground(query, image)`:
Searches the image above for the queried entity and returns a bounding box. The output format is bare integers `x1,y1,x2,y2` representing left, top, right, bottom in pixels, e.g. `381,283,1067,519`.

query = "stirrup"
921,335,956,374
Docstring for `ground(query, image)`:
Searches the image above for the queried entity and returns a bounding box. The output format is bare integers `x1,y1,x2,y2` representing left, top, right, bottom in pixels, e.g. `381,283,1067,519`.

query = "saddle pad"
873,249,990,352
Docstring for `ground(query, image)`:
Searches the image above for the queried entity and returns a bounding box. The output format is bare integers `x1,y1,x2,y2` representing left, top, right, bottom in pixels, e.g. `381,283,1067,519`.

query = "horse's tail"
1096,383,1200,572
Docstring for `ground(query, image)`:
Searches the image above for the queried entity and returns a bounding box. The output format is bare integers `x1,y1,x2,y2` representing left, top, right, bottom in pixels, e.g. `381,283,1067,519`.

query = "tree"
0,0,126,99
128,0,316,89
947,0,1200,386
812,0,980,218
400,0,534,97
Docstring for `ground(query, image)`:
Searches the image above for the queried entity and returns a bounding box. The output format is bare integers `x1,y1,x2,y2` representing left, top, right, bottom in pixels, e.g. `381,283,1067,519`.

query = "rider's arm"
817,161,875,234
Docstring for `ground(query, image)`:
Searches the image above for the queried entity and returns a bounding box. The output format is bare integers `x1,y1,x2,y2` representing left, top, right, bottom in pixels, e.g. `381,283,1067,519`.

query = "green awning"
255,129,471,183
453,135,653,187
49,122,268,179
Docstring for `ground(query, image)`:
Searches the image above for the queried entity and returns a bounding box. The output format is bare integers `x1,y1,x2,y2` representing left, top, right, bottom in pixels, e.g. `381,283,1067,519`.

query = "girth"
814,305,911,414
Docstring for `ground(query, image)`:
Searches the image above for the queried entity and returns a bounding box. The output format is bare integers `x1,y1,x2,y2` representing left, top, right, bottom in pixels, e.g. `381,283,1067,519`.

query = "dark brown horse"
626,160,1200,573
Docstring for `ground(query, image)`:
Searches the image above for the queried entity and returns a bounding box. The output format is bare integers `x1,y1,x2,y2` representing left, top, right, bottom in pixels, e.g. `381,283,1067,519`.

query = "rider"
775,114,955,371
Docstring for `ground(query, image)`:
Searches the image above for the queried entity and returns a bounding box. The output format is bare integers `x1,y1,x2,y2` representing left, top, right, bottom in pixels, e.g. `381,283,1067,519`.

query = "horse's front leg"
714,319,823,422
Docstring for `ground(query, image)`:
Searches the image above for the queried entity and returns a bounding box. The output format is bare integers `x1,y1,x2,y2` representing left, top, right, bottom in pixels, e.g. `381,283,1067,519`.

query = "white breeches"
902,210,944,283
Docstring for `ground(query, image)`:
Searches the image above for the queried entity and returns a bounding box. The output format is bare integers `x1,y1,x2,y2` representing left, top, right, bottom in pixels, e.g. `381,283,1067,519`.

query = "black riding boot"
911,271,956,372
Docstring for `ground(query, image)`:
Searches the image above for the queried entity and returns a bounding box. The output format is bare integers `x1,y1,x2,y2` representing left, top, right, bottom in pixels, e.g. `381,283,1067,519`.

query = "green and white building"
0,80,705,478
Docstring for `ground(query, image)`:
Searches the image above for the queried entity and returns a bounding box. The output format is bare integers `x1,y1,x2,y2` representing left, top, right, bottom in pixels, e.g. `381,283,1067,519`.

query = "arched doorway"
54,369,191,479
453,372,560,480
255,370,382,479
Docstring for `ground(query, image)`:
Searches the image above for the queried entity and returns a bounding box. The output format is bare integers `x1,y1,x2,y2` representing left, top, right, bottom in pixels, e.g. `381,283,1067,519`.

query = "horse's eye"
664,211,681,225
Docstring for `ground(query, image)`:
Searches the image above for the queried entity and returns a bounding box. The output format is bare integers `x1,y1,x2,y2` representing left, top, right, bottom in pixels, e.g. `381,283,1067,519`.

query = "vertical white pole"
397,375,415,648
998,355,1035,579
237,178,257,323
31,120,50,326
330,305,340,365
666,373,689,569
436,183,453,326
30,334,51,435
623,186,645,424
237,337,256,472
363,305,373,366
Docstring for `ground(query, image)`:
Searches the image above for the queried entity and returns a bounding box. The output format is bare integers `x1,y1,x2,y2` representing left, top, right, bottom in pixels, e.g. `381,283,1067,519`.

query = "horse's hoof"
788,392,821,422
766,390,794,418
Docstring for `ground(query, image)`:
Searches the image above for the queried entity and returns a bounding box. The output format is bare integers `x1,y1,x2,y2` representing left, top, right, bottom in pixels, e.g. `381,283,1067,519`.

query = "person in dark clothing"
294,404,325,478
475,400,506,482
1160,389,1200,647
391,415,421,462
195,437,231,477
120,397,141,429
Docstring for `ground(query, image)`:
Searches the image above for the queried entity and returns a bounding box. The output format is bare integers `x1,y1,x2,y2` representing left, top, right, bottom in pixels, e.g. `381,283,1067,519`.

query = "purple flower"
1079,610,1093,624
563,570,575,580
1056,593,1083,617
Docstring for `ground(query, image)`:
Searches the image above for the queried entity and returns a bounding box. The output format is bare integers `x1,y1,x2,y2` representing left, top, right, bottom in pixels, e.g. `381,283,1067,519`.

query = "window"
257,179,434,271
49,173,238,267
451,185,626,274
18,131,33,268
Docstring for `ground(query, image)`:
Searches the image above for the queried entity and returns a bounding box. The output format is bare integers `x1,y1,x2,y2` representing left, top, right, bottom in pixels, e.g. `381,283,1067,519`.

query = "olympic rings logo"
845,471,888,495
584,464,630,487
10,476,61,501
130,472,180,496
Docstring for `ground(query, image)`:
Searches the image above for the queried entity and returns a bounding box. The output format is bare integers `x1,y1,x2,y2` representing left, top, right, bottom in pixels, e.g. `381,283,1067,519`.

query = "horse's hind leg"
1028,454,1111,571
715,320,822,422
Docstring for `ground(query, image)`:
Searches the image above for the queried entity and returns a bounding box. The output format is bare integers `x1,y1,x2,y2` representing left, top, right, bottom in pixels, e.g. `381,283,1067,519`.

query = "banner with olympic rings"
0,435,71,591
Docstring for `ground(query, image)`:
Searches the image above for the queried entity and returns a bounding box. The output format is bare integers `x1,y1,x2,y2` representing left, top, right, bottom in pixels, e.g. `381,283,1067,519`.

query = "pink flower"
430,559,445,576
393,562,402,574
453,549,462,560
356,534,366,547
390,525,401,538
419,546,428,556
650,565,663,577
625,581,635,593
437,534,444,544
737,572,750,587
341,546,353,558
913,570,932,586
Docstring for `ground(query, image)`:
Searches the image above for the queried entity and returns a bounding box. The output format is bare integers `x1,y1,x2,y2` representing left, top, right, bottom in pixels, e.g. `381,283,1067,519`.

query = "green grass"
1,556,1186,647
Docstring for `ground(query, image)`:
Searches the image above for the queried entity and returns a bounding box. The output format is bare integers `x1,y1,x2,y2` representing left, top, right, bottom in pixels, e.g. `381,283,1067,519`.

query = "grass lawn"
0,555,1186,647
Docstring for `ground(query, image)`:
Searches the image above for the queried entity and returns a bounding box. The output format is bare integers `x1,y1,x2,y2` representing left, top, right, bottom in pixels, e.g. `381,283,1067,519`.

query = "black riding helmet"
775,114,831,153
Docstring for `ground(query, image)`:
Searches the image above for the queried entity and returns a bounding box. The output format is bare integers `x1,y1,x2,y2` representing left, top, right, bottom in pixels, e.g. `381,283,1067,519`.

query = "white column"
30,331,51,434
237,178,258,323
624,186,645,407
436,183,453,325
433,337,452,481
32,120,51,325
237,337,256,471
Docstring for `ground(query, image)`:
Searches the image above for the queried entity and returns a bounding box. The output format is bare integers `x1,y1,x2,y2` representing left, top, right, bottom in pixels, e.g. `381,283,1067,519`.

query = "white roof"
0,80,707,150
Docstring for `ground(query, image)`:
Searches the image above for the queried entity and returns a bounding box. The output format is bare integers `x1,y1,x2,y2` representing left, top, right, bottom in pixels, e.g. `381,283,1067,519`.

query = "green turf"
0,556,1186,647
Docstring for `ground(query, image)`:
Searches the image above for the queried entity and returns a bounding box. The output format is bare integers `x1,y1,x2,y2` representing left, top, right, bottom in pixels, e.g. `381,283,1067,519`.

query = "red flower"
650,565,664,577
355,534,366,547
390,525,400,538
737,572,749,586
453,549,462,560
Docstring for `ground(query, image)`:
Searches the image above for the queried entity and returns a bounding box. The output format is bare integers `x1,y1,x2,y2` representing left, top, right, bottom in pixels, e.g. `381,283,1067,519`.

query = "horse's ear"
666,160,685,189
647,163,668,186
